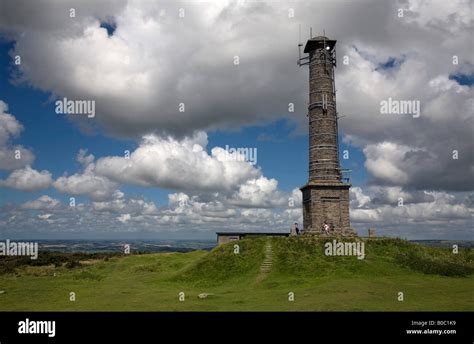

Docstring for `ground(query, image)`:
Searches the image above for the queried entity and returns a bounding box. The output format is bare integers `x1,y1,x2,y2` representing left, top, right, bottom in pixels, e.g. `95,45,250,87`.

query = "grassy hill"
0,237,472,311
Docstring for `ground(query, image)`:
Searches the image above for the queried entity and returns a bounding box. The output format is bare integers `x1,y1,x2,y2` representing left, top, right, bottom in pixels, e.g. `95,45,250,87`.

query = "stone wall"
301,184,352,234
217,235,240,245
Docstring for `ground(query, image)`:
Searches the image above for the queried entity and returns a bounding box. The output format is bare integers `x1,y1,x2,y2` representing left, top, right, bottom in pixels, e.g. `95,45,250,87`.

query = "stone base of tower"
300,183,356,236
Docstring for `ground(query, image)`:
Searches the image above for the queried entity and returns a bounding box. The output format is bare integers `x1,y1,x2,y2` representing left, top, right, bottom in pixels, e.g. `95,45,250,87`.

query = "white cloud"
362,141,442,187
1,1,308,138
0,100,23,143
349,187,473,238
370,186,435,205
1,186,472,239
404,0,471,33
0,100,34,170
338,43,473,191
350,187,371,208
95,132,261,192
53,150,119,200
229,176,287,208
351,209,381,222
0,1,472,239
76,149,95,167
37,213,53,220
93,194,157,215
363,142,411,185
1,0,471,192
160,192,302,231
0,165,52,191
22,195,60,210
117,213,131,223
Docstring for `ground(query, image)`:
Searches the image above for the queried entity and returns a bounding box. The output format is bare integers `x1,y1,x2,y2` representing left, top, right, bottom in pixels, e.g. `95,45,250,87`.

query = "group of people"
290,221,332,236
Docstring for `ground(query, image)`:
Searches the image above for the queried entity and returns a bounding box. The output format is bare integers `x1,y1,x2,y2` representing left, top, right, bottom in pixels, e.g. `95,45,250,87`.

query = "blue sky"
0,0,472,240
0,40,367,208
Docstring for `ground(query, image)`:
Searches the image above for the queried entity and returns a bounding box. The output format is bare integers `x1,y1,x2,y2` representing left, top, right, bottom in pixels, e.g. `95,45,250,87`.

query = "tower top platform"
304,36,337,53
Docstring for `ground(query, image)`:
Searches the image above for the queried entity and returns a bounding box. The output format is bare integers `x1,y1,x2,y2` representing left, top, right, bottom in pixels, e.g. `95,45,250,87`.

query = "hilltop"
0,237,472,311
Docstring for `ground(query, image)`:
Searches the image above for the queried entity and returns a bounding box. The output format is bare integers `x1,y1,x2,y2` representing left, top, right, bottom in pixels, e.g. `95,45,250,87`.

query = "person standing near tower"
323,221,330,235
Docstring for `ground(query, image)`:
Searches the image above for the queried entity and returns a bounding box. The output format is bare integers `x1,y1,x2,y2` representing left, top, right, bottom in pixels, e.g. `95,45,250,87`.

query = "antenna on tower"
323,29,327,51
310,27,312,38
297,24,310,67
297,24,303,65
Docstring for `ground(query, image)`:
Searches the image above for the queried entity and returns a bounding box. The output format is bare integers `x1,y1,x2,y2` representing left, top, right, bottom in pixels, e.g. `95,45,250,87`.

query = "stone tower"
298,36,354,235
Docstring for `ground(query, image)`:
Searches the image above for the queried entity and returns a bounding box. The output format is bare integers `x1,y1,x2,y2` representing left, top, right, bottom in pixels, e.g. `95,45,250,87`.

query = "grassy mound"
271,236,473,278
172,236,473,287
393,243,473,276
272,236,369,278
173,236,266,286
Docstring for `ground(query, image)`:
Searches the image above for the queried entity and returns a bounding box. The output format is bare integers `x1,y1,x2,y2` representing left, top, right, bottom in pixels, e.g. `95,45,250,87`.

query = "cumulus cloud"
22,195,61,210
95,132,261,192
76,149,95,167
50,132,297,210
0,101,23,142
53,150,119,200
0,165,52,191
0,100,34,170
350,187,371,208
93,192,157,215
0,1,472,238
160,191,301,231
117,213,131,224
0,1,309,138
338,45,473,191
37,213,53,221
370,186,435,205
349,186,473,239
0,185,471,239
1,0,471,193
228,176,288,208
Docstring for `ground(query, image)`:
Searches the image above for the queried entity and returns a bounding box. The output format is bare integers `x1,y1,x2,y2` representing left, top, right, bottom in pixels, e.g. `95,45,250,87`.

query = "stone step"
259,241,274,274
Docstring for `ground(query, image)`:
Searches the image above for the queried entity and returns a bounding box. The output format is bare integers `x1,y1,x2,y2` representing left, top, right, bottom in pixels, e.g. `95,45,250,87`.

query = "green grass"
0,237,472,311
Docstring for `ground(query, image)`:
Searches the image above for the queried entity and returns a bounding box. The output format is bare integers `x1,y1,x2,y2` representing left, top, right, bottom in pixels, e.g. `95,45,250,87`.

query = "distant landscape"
33,239,216,253
6,238,474,254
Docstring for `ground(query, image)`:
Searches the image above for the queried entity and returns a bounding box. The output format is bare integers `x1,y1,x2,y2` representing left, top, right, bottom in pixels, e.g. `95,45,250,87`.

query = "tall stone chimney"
298,35,354,235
